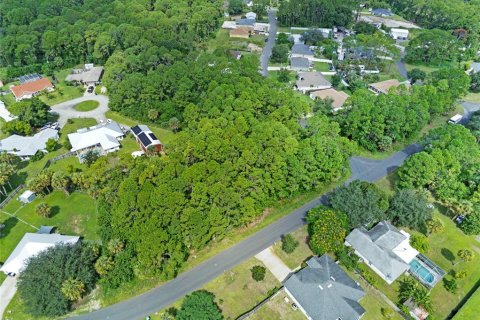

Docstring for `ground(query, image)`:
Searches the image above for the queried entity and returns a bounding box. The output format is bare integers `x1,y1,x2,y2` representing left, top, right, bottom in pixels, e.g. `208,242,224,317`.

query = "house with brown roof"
10,78,54,101
230,28,251,39
368,79,410,95
310,88,350,111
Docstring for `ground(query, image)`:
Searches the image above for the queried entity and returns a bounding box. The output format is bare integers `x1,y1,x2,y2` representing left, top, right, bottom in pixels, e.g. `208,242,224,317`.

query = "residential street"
260,9,277,77
70,143,421,320
50,94,110,127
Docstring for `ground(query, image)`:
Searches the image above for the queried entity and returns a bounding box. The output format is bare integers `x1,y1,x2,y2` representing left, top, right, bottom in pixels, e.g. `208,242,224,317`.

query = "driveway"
260,9,277,77
50,95,110,127
0,276,17,319
0,101,16,122
460,101,480,124
255,247,292,282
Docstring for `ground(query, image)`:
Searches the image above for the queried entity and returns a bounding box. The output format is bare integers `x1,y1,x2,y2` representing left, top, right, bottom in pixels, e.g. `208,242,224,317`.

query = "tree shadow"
441,248,455,263
0,217,18,240
50,205,60,218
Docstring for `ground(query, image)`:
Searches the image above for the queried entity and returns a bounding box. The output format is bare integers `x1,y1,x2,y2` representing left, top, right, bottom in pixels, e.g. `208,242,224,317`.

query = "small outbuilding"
18,190,36,204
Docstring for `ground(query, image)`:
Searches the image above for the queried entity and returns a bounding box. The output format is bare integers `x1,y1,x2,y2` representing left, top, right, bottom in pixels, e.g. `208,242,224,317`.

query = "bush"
358,264,377,286
444,277,458,293
410,234,429,254
176,290,222,320
281,234,299,254
459,212,480,235
381,307,395,319
336,247,359,271
251,265,266,282
453,270,467,279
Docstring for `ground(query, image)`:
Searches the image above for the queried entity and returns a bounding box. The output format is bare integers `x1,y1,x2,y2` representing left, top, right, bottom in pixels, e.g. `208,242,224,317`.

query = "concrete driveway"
460,101,480,124
255,247,292,282
50,95,110,127
0,276,17,319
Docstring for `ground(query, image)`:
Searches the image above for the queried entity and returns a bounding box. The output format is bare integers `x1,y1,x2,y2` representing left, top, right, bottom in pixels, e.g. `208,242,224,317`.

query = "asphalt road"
50,94,110,127
71,142,422,320
260,9,277,77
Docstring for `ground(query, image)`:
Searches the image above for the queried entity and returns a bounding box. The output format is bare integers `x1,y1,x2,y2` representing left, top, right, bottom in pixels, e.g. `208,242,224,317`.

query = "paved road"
260,9,277,77
71,142,421,320
50,94,110,127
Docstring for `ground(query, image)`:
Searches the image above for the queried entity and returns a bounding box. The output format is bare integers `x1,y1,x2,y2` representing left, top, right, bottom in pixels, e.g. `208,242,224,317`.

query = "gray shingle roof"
296,72,331,88
290,57,310,69
284,255,365,320
237,18,255,26
291,43,314,56
346,221,410,283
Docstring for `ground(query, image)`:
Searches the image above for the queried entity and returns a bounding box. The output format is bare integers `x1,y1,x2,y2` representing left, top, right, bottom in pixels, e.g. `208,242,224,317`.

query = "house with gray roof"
295,72,331,93
290,57,311,71
291,44,314,59
470,62,480,74
237,18,256,26
0,128,59,160
345,221,419,284
372,8,393,16
65,64,104,86
284,255,365,320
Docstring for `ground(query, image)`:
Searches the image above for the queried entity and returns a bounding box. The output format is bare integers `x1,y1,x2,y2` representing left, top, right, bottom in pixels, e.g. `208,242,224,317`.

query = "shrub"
453,270,467,279
281,234,299,254
251,265,266,282
35,203,52,218
459,212,480,235
176,290,222,320
336,247,359,271
444,277,458,293
410,234,429,254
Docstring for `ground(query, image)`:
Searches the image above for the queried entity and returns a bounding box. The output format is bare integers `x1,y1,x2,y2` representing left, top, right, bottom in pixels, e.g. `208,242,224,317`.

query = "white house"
65,64,104,87
390,28,409,40
245,11,257,20
0,233,79,275
0,128,59,160
68,121,124,160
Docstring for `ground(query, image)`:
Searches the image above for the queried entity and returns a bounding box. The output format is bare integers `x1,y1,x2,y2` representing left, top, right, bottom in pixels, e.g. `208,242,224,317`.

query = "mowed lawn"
75,100,99,112
453,287,480,319
2,191,98,240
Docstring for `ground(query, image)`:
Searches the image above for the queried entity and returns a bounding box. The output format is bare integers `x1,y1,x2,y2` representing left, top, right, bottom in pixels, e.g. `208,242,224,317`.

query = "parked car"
87,86,94,93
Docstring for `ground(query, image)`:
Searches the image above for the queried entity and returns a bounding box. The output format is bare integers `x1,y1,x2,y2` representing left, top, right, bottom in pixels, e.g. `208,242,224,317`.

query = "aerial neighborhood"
1,0,480,320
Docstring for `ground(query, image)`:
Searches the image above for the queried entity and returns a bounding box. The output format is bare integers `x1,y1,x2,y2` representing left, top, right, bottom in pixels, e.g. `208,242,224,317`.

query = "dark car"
87,86,94,93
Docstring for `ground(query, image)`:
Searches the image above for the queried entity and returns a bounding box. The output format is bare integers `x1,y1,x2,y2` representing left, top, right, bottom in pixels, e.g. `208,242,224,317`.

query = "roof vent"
318,285,324,290
330,276,336,281
327,284,332,288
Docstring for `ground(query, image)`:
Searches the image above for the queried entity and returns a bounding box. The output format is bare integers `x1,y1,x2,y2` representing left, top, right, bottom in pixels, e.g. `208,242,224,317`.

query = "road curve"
260,9,277,77
50,95,110,127
70,142,421,320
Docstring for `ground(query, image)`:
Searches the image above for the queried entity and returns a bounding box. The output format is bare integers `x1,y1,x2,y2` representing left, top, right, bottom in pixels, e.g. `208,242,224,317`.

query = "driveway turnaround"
50,95,110,127
0,276,17,319
260,9,277,77
70,143,421,320
255,247,292,282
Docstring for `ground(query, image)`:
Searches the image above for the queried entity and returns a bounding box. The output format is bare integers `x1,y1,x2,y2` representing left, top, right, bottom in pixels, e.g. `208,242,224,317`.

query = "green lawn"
74,100,99,112
0,92,16,107
105,111,176,145
464,92,480,103
453,287,480,320
314,62,330,72
246,290,306,320
404,63,442,74
378,62,405,81
38,69,84,106
272,226,312,270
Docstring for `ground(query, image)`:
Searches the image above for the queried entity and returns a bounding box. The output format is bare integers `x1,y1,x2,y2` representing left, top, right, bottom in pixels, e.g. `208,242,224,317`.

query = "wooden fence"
0,184,24,209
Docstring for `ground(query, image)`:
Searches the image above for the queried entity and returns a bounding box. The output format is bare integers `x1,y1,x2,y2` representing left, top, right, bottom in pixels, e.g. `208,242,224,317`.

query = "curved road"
71,143,421,320
50,95,110,127
260,9,277,76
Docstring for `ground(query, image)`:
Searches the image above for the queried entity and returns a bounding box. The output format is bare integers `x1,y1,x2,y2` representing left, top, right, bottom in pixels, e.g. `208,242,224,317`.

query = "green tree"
277,68,290,82
61,278,85,301
51,171,70,195
17,242,98,317
281,234,299,254
444,277,458,293
459,212,480,235
426,218,444,234
176,290,223,320
457,249,474,264
35,203,52,218
387,189,432,230
307,207,348,255
271,44,289,63
45,138,58,152
229,0,244,14
107,238,125,255
329,180,389,228
83,150,99,167
94,255,115,276
407,68,426,84
251,265,266,281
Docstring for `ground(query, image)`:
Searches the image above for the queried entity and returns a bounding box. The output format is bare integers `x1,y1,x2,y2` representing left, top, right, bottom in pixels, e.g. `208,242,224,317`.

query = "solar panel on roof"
137,132,151,147
19,73,42,84
131,126,142,135
148,132,158,141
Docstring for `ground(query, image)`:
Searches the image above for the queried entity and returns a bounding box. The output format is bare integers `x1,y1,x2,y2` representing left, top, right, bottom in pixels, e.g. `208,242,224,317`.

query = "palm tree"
456,249,474,265
426,218,444,234
413,287,432,312
61,278,85,301
168,117,180,133
35,203,52,218
52,171,70,195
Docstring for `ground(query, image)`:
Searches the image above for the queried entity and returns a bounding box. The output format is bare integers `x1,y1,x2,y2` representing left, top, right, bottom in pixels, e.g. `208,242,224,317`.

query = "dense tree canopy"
17,242,98,317
176,290,223,320
329,180,389,228
387,189,432,231
307,207,349,255
277,0,355,27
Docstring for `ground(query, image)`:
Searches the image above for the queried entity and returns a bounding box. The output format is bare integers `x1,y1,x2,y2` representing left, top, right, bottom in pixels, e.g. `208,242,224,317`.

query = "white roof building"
390,28,409,40
245,12,257,20
0,128,59,160
18,190,36,204
0,233,79,275
222,21,237,29
68,121,124,156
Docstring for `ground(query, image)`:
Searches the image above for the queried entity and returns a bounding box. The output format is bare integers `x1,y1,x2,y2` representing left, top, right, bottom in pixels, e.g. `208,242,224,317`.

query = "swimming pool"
410,258,434,284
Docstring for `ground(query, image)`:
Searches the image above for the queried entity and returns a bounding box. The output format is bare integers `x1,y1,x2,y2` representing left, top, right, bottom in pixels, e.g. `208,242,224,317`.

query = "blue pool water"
410,259,434,283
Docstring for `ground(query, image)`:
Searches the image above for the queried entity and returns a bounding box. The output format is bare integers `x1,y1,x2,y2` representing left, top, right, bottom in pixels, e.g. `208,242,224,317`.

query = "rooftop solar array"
131,125,142,135
148,132,158,141
19,73,42,84
137,132,151,147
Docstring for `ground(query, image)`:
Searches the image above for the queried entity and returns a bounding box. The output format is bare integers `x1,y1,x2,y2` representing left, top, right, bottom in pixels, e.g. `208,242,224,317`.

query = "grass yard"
404,63,441,74
74,100,99,112
0,117,7,139
0,92,16,107
378,62,405,81
272,226,312,270
463,92,480,103
453,287,480,320
267,70,296,83
2,191,98,240
246,290,306,320
313,61,330,72
105,111,176,145
39,68,84,106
